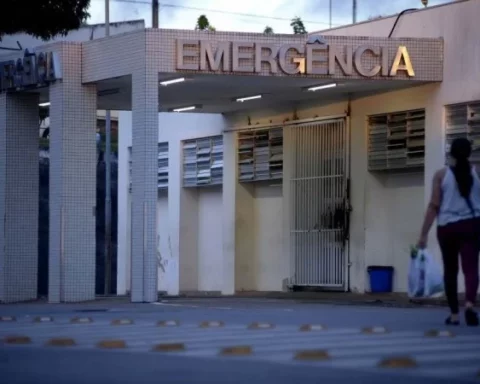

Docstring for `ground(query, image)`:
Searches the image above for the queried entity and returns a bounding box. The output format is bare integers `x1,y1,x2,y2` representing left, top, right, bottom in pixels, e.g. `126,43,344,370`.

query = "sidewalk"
162,291,453,308
3,291,473,308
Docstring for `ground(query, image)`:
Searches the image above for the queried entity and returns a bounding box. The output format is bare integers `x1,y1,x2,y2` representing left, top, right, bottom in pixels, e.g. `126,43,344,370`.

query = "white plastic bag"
408,248,444,298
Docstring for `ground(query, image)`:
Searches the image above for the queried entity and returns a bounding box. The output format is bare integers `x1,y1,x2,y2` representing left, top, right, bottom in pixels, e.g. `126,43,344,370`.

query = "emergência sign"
176,40,415,78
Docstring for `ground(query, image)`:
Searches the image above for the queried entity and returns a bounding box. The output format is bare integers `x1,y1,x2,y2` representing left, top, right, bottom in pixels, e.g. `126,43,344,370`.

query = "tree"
195,15,216,31
0,0,90,41
290,17,307,34
263,26,274,34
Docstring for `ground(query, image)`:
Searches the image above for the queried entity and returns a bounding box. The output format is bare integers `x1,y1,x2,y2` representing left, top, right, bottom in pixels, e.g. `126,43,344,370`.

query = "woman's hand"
416,235,427,249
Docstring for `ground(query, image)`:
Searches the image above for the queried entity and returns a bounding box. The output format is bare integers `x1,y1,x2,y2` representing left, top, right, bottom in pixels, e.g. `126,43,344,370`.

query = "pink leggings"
437,218,480,314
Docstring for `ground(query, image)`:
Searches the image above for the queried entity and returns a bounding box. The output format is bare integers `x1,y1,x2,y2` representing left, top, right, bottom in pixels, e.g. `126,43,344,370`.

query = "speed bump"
152,343,185,352
294,349,330,361
0,316,16,322
3,335,32,345
424,329,454,338
46,337,76,347
248,322,275,330
97,339,127,349
299,324,326,332
378,356,417,368
111,319,133,325
34,316,53,323
199,321,224,328
220,346,252,356
71,317,93,324
157,320,180,327
362,326,388,334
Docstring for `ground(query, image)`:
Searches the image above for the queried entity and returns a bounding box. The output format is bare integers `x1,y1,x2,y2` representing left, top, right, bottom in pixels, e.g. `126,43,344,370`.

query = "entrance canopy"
65,28,443,114
78,74,429,114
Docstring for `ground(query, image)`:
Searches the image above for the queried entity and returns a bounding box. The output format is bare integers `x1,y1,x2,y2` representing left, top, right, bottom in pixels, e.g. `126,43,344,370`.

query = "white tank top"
437,166,480,226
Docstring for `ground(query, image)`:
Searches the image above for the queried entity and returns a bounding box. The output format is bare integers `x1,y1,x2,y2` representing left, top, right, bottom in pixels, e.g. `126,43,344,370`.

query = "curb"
158,294,450,308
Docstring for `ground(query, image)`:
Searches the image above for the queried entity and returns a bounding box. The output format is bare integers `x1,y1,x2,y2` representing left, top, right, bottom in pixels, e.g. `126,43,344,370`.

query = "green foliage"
263,26,274,34
0,0,90,41
195,15,215,31
290,17,307,34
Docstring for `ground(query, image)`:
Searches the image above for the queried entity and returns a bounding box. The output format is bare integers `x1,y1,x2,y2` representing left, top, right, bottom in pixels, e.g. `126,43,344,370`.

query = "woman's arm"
417,170,443,248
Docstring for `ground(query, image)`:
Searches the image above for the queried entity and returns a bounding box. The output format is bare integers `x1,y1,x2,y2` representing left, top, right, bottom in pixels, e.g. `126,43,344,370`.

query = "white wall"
197,189,224,291
117,112,226,295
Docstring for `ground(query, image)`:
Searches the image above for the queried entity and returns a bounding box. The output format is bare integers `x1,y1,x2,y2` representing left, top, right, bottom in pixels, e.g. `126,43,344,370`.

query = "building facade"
0,0,478,302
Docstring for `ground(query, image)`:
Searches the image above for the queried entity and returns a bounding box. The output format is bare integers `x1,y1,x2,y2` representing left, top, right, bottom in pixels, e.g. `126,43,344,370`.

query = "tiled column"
48,45,97,303
130,67,159,303
0,93,39,303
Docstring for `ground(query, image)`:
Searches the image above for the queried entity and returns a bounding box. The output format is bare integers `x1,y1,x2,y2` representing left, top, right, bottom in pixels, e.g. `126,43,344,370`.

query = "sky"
87,0,455,34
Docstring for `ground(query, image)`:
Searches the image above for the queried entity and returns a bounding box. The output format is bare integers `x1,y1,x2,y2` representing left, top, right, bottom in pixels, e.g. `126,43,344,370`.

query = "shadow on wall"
37,152,118,297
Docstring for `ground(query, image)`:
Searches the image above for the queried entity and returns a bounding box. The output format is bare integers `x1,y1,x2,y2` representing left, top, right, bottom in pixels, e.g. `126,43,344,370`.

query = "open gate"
288,117,350,290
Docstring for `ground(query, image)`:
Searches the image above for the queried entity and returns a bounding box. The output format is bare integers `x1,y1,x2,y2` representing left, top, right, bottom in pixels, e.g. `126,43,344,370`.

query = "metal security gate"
288,118,350,289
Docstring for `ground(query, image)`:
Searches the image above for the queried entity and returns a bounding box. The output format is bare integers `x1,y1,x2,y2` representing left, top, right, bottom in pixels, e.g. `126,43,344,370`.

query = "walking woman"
417,137,480,326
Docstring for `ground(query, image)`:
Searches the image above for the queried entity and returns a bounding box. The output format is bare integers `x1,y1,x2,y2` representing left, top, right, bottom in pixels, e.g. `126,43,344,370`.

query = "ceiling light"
39,102,50,107
306,83,337,92
160,77,185,86
172,105,196,112
236,95,262,102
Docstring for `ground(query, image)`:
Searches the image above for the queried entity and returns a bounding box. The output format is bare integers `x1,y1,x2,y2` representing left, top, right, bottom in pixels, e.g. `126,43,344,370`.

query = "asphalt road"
0,298,479,384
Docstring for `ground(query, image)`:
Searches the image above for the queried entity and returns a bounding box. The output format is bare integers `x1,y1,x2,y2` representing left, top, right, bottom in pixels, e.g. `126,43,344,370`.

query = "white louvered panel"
182,135,224,188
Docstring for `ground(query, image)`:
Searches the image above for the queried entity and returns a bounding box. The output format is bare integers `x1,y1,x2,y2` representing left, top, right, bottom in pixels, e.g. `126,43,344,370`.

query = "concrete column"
48,45,97,303
281,126,293,290
0,93,39,303
222,131,236,295
178,189,199,292
166,140,181,296
130,68,158,303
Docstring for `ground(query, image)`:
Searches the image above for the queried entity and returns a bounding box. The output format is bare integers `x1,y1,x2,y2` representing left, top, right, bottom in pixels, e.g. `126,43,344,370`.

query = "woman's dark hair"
450,137,474,213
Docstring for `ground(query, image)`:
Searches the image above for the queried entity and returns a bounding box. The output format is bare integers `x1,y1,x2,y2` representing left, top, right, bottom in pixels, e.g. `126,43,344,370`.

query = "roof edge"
310,0,470,35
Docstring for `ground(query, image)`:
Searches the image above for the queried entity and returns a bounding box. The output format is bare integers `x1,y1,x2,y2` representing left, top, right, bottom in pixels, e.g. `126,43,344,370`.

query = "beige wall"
224,0,480,293
326,0,480,291
226,84,436,292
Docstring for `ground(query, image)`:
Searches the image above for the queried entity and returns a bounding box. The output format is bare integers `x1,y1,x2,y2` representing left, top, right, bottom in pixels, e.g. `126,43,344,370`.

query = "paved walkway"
1,308,479,382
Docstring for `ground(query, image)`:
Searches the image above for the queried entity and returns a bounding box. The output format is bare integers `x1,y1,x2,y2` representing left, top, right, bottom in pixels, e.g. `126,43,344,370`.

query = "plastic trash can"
367,266,394,293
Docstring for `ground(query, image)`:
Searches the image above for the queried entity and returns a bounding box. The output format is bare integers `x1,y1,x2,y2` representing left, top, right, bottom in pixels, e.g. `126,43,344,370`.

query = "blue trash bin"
367,266,394,293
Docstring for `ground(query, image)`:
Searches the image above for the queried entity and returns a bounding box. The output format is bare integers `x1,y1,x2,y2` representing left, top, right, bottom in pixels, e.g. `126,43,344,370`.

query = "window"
445,101,480,163
128,142,169,191
368,109,425,171
237,127,283,182
182,135,224,187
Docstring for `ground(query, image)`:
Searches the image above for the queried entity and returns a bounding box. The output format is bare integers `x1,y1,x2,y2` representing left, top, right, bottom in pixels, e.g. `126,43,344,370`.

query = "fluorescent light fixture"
172,105,196,112
39,102,50,107
307,83,337,92
236,94,262,103
160,77,185,86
